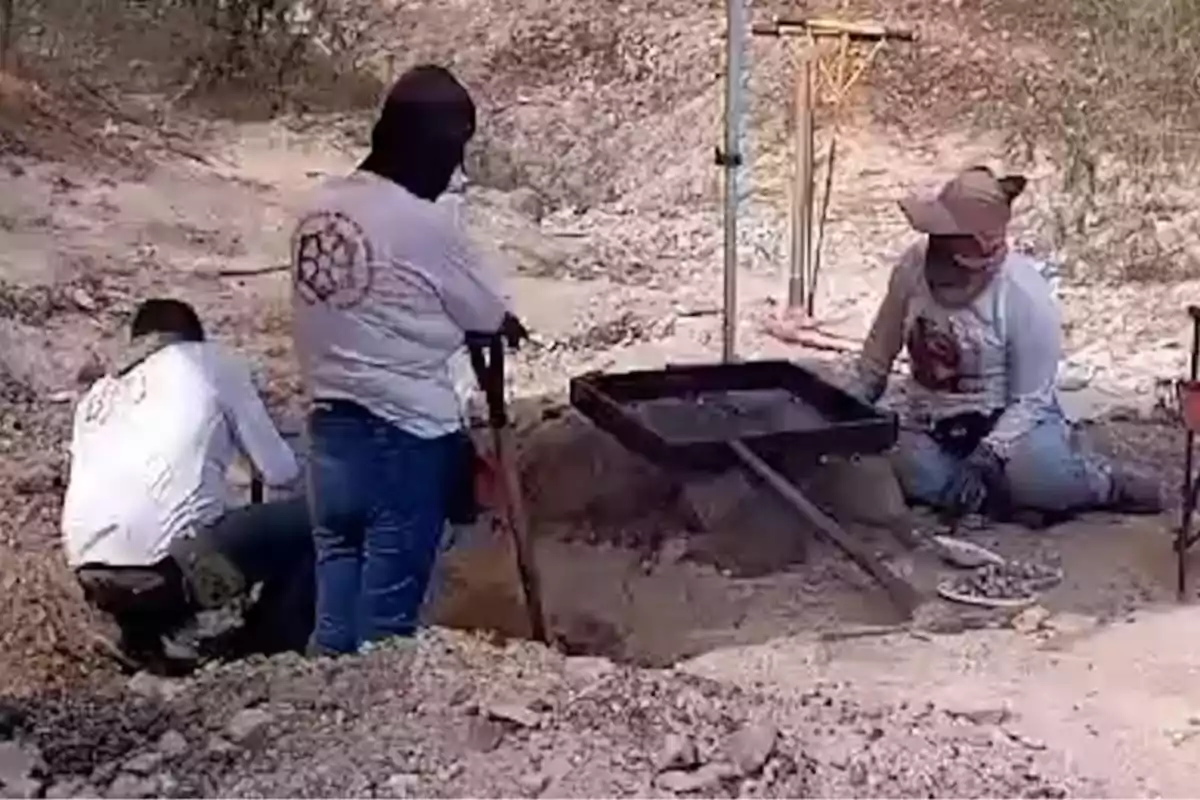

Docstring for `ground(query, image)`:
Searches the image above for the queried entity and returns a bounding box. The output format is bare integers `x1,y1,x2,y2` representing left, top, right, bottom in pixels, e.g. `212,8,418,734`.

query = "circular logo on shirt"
292,211,374,309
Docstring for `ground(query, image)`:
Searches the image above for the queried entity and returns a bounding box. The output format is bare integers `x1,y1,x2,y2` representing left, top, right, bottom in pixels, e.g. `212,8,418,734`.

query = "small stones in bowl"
939,560,1065,607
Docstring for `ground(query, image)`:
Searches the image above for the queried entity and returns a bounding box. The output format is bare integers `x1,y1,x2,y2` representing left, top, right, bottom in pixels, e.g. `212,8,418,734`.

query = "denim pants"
891,409,1113,513
307,400,456,655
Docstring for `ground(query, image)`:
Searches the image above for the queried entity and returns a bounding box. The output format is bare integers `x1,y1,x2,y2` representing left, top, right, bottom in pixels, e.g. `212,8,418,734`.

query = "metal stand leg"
1178,306,1200,599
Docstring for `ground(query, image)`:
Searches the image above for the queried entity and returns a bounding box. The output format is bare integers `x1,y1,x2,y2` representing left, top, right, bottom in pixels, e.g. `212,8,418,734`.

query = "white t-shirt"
290,171,508,438
60,342,300,568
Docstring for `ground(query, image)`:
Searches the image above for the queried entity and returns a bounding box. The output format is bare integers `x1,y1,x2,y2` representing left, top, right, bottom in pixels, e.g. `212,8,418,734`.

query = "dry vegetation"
1007,0,1200,282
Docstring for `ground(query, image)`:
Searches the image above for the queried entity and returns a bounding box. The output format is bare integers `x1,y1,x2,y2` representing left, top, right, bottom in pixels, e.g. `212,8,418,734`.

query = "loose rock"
518,769,550,796
948,706,1013,726
1011,605,1051,634
655,733,699,773
126,672,185,702
206,736,236,757
104,773,158,799
725,722,778,776
121,750,164,775
384,772,420,793
486,702,540,728
156,730,188,759
563,655,616,683
465,718,506,753
44,778,97,799
225,708,274,746
655,762,734,794
0,741,42,799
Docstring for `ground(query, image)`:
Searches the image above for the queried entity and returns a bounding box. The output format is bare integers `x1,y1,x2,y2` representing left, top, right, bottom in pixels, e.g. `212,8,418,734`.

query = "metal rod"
721,0,747,362
789,54,813,310
493,425,547,642
728,440,919,614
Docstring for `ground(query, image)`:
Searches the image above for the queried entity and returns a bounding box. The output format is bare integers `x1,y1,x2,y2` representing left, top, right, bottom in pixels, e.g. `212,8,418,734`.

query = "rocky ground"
1,630,1093,799
4,0,1200,796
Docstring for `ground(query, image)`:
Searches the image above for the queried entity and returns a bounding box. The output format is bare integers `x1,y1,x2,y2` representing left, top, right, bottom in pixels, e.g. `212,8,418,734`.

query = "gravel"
0,629,1100,798
945,561,1066,602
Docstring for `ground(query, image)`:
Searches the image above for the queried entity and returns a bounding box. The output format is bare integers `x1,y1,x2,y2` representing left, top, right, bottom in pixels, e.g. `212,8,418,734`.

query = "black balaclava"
360,65,477,201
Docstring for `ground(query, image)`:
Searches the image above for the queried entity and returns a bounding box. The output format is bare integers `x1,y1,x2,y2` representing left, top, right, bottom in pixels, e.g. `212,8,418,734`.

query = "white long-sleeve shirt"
290,170,508,438
61,342,299,568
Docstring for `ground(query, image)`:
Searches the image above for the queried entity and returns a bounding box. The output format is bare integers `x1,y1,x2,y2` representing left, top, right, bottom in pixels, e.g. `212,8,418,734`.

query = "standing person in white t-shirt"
61,298,314,674
291,65,527,656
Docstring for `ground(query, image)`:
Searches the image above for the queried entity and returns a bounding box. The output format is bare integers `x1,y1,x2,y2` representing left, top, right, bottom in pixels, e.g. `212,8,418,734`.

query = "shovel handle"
465,332,507,428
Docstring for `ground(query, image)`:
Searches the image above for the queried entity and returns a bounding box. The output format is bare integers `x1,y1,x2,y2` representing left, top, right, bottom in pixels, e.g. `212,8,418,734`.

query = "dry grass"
1005,0,1200,283
2,0,386,121
771,0,1200,284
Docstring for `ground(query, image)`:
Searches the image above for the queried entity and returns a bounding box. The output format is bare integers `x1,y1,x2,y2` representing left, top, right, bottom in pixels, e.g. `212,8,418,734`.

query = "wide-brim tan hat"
900,167,1023,237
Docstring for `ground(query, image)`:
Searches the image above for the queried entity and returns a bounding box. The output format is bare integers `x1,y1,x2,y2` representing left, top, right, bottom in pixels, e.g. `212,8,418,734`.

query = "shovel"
465,332,548,642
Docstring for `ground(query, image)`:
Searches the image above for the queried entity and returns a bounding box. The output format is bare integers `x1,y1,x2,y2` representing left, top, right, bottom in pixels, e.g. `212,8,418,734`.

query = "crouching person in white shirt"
61,298,314,674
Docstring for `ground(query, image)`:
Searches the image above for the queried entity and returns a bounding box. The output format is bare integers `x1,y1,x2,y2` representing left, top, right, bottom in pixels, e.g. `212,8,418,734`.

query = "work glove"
500,312,530,349
941,443,1004,519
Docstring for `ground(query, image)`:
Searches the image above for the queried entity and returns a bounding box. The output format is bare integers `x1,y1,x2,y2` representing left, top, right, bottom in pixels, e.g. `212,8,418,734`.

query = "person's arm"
434,224,510,334
213,349,300,488
982,267,1062,460
848,247,916,403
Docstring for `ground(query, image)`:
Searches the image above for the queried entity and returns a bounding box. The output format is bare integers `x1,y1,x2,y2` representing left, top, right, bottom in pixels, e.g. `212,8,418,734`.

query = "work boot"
1107,466,1162,514
88,625,196,676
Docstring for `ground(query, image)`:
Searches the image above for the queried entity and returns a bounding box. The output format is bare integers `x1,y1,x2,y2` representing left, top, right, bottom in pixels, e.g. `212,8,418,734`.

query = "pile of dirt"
0,630,1094,798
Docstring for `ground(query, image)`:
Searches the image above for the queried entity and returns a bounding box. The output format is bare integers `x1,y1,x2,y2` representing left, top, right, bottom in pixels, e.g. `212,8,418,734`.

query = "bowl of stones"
937,560,1064,609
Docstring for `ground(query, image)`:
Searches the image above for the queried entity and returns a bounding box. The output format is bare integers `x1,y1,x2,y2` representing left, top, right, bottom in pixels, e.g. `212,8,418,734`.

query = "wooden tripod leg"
1180,307,1200,599
1180,430,1194,600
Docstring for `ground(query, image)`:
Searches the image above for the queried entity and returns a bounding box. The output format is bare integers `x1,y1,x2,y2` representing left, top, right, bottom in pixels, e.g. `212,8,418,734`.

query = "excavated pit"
425,398,912,667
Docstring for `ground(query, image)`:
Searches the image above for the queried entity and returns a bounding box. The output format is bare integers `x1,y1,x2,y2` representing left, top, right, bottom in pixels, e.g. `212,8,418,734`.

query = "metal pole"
788,54,814,310
721,0,747,362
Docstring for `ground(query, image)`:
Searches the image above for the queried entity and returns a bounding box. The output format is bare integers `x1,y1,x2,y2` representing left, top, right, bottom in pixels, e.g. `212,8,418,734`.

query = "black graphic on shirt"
80,371,149,431
907,315,982,394
81,379,119,428
293,211,374,309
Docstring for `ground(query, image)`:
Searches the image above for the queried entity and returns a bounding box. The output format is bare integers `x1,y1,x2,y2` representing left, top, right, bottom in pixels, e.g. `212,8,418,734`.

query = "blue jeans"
307,400,457,655
892,410,1113,514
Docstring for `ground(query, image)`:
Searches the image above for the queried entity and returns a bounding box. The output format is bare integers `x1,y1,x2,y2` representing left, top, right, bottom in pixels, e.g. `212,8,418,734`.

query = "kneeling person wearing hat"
846,166,1159,522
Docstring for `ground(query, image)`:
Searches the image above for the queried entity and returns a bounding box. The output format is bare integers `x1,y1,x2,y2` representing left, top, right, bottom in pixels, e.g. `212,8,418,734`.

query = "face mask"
925,238,1001,307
